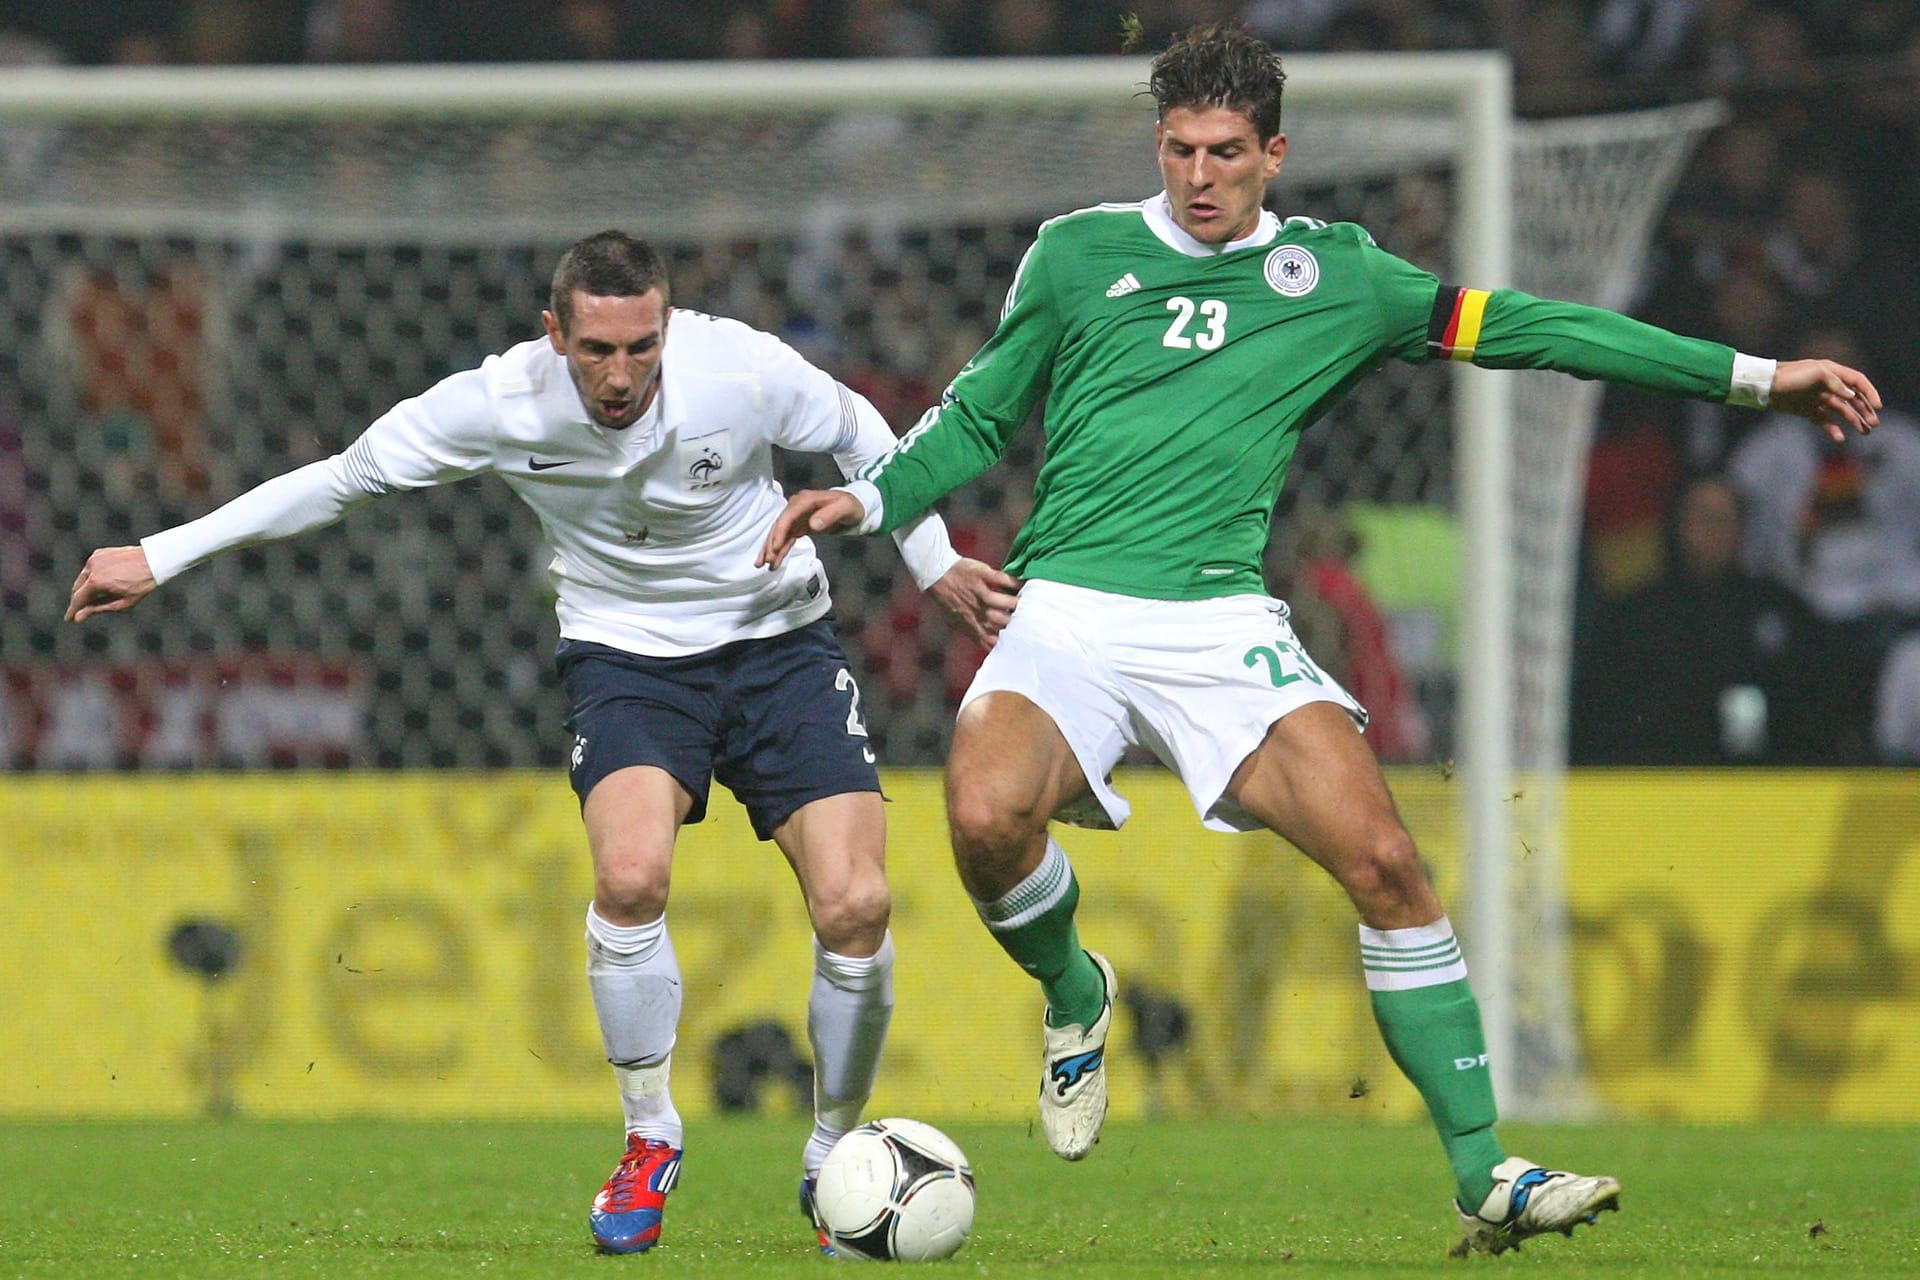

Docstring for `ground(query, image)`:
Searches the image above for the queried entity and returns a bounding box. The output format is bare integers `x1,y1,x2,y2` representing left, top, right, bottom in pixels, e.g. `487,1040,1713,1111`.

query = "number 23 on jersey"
1163,297,1228,350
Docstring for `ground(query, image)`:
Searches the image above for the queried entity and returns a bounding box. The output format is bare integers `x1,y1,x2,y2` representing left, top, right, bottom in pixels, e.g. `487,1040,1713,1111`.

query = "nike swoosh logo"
528,457,577,471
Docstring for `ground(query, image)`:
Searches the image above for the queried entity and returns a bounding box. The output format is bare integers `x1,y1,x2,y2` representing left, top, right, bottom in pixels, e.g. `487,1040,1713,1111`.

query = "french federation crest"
676,428,732,493
1264,245,1319,297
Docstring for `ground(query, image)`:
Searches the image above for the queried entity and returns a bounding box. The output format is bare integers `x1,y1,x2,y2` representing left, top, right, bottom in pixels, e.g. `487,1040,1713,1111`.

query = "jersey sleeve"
857,232,1065,536
1429,286,1736,399
753,327,868,455
1360,234,1740,400
339,364,498,491
140,365,496,584
750,326,963,590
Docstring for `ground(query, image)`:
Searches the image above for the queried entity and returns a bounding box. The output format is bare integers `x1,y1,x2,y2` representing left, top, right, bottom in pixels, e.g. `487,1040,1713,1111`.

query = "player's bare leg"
775,790,891,956
946,692,1116,1160
580,766,692,1254
774,792,895,1252
1226,703,1618,1251
1223,701,1438,928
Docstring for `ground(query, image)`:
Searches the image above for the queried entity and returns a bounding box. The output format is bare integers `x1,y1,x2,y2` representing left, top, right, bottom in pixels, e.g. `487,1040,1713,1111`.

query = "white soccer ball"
813,1118,975,1262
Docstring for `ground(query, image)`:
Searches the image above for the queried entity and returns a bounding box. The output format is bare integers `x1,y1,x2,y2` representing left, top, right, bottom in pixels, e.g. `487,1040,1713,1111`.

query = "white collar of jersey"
1142,192,1281,257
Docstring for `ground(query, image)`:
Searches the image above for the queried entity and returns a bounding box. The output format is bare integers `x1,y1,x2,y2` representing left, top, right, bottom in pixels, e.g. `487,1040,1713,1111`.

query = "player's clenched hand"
758,488,866,570
927,558,1021,648
66,545,157,622
1771,359,1882,442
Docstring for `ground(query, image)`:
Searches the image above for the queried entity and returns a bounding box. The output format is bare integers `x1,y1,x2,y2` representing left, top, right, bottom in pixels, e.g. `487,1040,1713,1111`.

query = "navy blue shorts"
556,619,881,841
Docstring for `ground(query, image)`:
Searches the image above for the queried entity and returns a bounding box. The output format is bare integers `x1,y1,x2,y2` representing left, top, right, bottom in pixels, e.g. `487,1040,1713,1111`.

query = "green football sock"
972,838,1106,1028
1361,923,1505,1208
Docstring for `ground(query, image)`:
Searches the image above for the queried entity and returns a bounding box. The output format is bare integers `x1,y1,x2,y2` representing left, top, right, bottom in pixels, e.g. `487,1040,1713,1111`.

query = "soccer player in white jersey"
761,23,1882,1257
66,230,1020,1256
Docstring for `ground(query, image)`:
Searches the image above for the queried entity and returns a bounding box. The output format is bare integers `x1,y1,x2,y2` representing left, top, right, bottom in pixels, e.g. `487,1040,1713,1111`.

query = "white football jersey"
142,309,957,656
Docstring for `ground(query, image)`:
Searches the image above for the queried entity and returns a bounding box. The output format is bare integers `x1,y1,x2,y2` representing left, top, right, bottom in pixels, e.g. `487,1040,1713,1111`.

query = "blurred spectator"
1582,388,1680,600
1588,0,1702,78
176,0,304,64
305,0,418,62
980,0,1068,56
1726,325,1920,757
1735,4,1819,93
1282,505,1432,762
1875,632,1920,763
833,0,943,57
1692,0,1763,90
1573,474,1835,764
1355,0,1483,50
718,2,777,58
54,254,222,504
1652,120,1785,319
1763,169,1868,314
1727,328,1920,624
177,0,256,64
105,28,174,65
0,16,62,66
1504,0,1600,104
555,0,626,60
3,0,172,65
1241,0,1344,48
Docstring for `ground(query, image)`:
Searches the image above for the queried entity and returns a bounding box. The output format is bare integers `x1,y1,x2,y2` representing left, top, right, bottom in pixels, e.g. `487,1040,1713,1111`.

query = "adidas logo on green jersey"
1105,272,1141,298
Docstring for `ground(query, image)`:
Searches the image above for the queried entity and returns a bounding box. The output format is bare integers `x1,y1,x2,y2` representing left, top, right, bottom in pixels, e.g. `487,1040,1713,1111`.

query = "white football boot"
1037,950,1116,1161
1453,1155,1622,1256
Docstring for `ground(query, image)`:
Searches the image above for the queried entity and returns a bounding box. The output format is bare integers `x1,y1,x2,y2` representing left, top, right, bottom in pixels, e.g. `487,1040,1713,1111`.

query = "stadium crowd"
6,0,1919,767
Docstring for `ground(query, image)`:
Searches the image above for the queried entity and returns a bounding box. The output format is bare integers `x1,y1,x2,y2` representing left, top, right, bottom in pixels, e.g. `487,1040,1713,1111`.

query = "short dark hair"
549,230,670,332
1147,22,1287,141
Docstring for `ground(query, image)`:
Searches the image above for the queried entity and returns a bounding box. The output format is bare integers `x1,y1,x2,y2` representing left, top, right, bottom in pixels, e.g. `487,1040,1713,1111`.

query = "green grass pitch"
5,1119,1916,1277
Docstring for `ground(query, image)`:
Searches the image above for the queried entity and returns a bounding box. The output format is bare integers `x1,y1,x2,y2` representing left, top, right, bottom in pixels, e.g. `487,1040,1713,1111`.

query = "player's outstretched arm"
66,545,157,622
1771,358,1882,442
927,558,1022,648
758,488,867,570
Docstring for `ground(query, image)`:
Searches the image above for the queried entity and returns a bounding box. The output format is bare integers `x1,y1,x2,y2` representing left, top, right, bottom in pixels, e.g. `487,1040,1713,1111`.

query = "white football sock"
803,932,894,1174
586,903,684,1146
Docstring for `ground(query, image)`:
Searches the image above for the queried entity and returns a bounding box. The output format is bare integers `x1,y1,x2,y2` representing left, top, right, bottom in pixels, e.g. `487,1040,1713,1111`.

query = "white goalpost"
0,56,1722,1117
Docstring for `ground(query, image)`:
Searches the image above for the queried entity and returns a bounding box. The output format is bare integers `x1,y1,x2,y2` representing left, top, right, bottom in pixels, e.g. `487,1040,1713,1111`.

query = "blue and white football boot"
798,1174,836,1256
1038,950,1116,1161
1454,1156,1622,1255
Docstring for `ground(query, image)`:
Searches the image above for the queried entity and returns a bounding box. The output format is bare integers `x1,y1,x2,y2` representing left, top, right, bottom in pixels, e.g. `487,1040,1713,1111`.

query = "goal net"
0,59,1720,1116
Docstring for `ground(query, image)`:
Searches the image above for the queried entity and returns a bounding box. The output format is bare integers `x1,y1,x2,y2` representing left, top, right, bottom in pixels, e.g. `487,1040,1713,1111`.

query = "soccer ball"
813,1118,975,1262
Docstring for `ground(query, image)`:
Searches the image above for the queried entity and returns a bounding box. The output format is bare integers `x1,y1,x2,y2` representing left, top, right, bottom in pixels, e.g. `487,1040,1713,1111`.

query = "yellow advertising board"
0,769,1449,1123
1,769,1915,1121
1562,771,1920,1121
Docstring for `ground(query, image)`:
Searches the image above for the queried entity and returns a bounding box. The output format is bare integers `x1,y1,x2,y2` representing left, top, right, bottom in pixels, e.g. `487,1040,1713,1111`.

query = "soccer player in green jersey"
761,21,1881,1256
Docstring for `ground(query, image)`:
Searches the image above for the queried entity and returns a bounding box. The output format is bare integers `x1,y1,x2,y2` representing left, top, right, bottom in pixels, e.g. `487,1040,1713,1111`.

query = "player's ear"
1264,132,1288,179
542,309,565,351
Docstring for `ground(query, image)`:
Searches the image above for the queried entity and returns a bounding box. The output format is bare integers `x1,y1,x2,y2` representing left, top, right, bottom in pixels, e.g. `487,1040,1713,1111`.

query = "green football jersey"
863,196,1740,600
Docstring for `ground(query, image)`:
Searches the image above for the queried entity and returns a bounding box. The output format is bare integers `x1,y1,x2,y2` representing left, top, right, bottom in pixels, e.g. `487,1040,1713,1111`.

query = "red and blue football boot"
590,1134,682,1254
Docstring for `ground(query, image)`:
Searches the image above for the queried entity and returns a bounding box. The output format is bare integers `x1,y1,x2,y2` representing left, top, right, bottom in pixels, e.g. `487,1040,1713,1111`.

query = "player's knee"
593,857,670,922
1340,827,1429,913
811,879,892,954
945,776,1046,861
